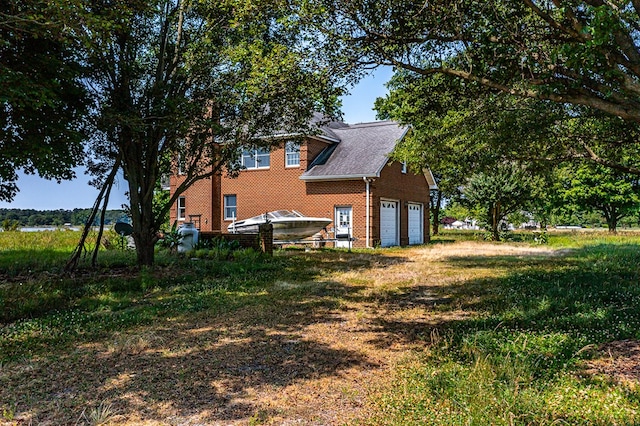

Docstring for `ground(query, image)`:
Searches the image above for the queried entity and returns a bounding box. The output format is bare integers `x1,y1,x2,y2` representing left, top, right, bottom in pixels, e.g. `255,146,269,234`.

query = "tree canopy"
304,0,640,174
305,0,640,118
0,0,89,201
462,163,538,240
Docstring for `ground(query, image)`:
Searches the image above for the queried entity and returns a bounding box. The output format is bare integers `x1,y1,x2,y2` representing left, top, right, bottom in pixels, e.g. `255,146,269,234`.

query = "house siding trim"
307,135,340,144
299,174,377,182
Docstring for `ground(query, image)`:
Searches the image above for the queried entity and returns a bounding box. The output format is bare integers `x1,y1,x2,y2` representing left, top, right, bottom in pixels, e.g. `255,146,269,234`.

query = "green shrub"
190,236,242,260
156,221,181,253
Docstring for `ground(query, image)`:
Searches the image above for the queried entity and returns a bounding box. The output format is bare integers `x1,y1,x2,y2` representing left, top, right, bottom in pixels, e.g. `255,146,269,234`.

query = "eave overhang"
299,173,377,182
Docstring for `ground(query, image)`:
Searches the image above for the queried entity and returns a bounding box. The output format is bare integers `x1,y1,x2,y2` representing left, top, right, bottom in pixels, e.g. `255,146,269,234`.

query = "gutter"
308,134,341,144
254,132,341,144
363,177,372,248
299,173,378,182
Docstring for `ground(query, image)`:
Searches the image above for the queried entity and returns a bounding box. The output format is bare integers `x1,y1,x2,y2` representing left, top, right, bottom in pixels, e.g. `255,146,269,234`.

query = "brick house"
169,118,437,248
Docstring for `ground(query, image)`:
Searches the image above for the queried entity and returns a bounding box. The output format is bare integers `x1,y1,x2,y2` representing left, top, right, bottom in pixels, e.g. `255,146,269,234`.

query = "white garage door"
408,203,423,245
380,200,399,247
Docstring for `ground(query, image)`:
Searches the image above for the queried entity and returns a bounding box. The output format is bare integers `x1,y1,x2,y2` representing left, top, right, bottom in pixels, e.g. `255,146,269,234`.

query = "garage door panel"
408,203,423,245
380,200,398,247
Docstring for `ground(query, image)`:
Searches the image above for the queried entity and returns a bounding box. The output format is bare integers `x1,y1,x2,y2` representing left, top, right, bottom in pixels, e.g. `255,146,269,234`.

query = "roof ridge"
342,120,399,128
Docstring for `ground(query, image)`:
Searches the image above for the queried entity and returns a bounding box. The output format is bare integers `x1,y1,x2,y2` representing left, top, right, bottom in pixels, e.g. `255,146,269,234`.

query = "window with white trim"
224,195,237,220
285,141,300,167
241,148,270,169
177,196,186,220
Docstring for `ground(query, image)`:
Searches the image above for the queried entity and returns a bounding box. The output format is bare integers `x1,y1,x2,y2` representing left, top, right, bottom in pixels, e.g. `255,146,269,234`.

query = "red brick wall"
304,138,330,168
169,173,220,232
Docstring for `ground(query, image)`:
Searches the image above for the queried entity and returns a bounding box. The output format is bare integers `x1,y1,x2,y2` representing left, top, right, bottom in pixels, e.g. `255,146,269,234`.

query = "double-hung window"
241,148,270,169
224,195,237,220
285,141,300,167
177,196,186,220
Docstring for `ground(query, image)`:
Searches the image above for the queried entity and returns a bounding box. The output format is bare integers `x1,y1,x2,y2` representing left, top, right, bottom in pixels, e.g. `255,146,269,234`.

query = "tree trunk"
123,140,161,267
431,190,442,236
128,178,159,267
129,182,158,266
134,229,157,266
491,202,501,241
603,209,618,233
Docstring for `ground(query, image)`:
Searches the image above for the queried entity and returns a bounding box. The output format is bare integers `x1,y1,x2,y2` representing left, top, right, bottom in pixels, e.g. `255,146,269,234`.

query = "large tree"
0,0,89,201
303,0,640,174
66,0,340,267
557,163,640,232
463,163,539,240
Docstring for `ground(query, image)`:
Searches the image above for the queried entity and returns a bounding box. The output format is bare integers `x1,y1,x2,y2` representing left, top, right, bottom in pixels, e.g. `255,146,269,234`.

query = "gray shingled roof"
300,120,408,180
309,112,348,142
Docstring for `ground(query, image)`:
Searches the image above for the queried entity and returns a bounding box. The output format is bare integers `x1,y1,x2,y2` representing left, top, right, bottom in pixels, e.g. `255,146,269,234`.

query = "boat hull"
228,214,331,241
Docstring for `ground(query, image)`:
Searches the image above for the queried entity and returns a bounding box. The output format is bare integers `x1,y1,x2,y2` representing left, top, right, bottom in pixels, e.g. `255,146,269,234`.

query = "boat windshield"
267,210,304,218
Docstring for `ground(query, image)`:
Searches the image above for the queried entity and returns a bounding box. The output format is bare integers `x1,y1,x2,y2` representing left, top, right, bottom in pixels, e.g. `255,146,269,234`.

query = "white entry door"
408,203,424,245
380,200,399,247
335,206,352,248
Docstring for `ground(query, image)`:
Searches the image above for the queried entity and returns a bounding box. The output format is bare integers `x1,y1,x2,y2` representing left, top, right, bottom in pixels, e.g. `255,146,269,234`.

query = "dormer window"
285,141,300,167
242,148,270,169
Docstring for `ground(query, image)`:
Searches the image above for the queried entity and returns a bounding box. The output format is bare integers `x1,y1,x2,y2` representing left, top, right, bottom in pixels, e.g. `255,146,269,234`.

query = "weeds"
77,401,116,426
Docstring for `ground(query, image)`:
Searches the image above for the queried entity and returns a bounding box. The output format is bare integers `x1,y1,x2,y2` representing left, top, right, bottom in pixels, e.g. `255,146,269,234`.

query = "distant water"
18,227,80,232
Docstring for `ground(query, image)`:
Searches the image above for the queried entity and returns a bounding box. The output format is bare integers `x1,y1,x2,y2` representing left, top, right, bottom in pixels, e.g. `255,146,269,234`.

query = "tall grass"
0,229,87,274
0,228,82,250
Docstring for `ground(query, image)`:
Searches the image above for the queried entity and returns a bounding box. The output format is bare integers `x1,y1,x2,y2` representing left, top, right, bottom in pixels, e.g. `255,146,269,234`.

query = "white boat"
228,210,332,240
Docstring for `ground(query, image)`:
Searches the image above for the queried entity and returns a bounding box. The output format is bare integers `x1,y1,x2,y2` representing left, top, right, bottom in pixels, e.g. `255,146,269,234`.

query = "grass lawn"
1,230,639,424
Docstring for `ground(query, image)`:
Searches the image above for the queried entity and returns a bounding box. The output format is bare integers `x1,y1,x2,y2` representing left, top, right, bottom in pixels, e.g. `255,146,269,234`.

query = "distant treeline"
0,208,128,227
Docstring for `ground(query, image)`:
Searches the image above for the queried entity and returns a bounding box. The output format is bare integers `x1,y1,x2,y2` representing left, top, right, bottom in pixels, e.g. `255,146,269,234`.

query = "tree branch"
523,0,586,40
385,58,640,123
581,141,640,175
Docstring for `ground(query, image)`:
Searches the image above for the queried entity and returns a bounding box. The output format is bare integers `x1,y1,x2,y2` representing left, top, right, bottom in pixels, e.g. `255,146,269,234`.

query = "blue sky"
0,67,393,211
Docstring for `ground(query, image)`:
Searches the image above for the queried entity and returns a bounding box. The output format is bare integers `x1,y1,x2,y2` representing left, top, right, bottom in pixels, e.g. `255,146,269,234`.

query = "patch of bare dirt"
583,340,640,388
428,240,572,260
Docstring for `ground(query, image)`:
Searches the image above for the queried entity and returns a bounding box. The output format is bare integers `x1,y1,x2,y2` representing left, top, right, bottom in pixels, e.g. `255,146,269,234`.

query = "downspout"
363,177,371,248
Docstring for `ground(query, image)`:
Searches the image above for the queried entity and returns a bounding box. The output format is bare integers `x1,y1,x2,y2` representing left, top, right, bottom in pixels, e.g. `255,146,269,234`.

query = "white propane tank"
177,222,199,253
